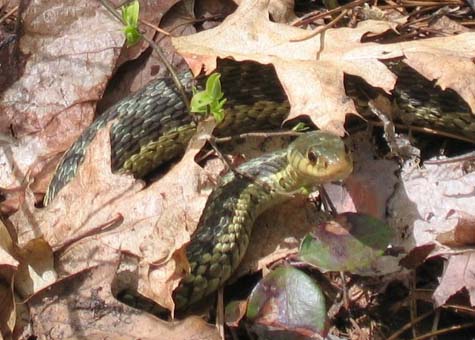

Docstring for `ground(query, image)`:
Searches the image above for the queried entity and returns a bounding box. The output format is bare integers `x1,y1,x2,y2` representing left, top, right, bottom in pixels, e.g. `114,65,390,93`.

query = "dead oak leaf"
172,0,475,135
0,0,124,202
433,252,475,307
27,263,220,340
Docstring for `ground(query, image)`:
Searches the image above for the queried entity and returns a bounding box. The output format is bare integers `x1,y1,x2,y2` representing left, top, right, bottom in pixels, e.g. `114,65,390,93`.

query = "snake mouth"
297,153,353,184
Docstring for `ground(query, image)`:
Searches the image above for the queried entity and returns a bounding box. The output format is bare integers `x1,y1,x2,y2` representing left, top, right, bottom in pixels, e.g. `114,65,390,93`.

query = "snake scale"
44,60,473,309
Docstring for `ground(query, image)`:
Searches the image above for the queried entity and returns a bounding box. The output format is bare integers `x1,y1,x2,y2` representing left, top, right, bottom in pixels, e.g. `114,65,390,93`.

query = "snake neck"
273,163,313,194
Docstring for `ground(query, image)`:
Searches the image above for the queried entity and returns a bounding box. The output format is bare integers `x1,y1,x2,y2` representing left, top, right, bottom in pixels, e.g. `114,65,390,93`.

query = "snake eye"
307,150,318,164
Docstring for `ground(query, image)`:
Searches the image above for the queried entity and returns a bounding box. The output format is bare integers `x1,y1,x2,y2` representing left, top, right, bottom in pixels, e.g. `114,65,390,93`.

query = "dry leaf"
0,220,18,270
389,155,475,254
0,221,17,338
433,253,475,306
118,0,182,63
28,263,220,340
327,132,400,219
172,0,475,135
10,119,219,310
14,238,56,297
99,0,194,111
0,0,124,200
437,211,475,247
0,280,15,339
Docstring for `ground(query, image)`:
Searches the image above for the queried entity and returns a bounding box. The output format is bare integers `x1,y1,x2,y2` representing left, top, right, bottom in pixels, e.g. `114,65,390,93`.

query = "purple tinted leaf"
247,266,328,337
299,213,393,273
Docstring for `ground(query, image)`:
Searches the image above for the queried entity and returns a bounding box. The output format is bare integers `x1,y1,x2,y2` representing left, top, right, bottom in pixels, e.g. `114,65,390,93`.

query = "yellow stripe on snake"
43,61,473,310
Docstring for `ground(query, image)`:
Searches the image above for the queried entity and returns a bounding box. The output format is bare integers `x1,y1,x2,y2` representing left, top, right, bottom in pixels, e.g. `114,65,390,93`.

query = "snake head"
287,131,353,184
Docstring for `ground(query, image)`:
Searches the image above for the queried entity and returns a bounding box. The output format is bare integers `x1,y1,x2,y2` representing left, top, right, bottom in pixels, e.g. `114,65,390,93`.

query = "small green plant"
190,73,227,123
121,0,141,47
291,122,310,132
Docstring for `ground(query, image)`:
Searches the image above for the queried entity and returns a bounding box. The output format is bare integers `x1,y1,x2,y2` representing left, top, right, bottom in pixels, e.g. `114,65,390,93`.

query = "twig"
339,271,349,309
211,130,302,144
0,5,18,24
410,271,418,338
401,1,463,7
14,0,27,73
54,213,124,253
290,9,348,42
424,152,475,165
140,18,170,36
386,310,434,340
411,322,475,340
430,309,440,340
97,0,190,110
364,120,475,144
206,137,275,193
293,0,368,27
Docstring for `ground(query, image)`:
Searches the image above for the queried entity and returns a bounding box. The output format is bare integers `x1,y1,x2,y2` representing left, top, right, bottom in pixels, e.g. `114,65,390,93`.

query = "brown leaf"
0,280,15,339
327,132,399,219
10,119,219,310
172,0,475,135
433,253,475,306
14,238,56,297
0,220,18,270
0,221,17,338
0,0,124,199
389,154,475,255
27,263,220,340
437,211,475,247
98,0,194,112
402,33,475,112
118,0,182,63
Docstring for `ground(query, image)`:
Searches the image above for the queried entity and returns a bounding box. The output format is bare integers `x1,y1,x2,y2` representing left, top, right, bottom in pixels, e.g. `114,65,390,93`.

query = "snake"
43,60,473,309
173,131,352,309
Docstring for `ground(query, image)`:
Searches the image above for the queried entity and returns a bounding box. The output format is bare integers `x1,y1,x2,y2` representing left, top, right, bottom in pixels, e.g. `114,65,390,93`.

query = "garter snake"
173,131,352,309
43,60,473,309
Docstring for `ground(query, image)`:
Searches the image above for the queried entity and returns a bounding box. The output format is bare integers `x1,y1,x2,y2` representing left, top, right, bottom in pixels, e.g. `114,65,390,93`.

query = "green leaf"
247,266,328,337
299,213,394,274
291,122,310,132
121,0,141,47
190,92,213,113
123,26,141,47
190,73,227,123
206,73,223,99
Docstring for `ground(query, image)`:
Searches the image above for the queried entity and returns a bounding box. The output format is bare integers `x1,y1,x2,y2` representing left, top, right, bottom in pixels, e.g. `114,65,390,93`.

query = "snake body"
173,131,352,309
43,62,287,205
44,61,474,205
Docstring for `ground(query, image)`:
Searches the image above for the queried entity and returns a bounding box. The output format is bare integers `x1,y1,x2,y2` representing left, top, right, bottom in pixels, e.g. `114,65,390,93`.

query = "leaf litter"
1,0,475,338
0,0,124,210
